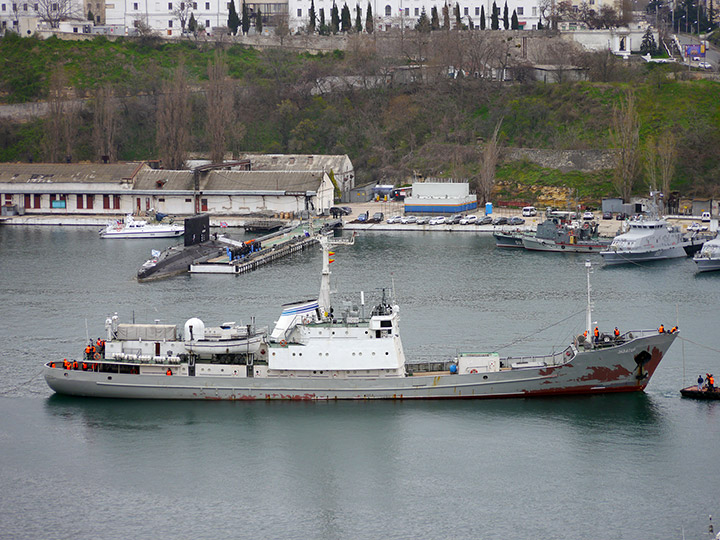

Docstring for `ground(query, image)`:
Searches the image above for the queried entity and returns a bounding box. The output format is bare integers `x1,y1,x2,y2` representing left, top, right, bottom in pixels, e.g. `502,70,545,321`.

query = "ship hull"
493,232,524,248
600,245,687,265
694,257,720,272
101,228,184,239
44,332,676,400
522,236,609,253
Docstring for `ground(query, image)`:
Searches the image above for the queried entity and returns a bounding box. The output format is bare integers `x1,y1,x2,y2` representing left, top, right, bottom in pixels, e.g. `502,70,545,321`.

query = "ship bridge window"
380,320,392,328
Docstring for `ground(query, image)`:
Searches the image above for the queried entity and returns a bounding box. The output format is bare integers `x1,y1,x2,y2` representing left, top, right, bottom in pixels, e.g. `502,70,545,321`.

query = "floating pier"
189,219,342,275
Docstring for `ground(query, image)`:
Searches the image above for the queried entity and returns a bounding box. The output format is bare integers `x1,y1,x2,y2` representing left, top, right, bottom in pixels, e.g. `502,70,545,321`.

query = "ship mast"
585,259,593,338
318,235,331,316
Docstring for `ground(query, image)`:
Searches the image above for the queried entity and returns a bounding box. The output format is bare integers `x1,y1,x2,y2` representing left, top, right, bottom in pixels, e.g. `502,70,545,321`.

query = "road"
676,33,719,70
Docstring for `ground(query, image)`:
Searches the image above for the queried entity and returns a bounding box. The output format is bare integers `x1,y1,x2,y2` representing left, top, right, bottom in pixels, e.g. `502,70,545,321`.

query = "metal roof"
239,154,352,173
0,163,144,184
133,169,326,192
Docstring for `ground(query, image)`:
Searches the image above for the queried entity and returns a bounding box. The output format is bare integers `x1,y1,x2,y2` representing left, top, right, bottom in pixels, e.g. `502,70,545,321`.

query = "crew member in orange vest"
614,327,620,338
670,326,678,333
658,324,665,333
72,360,79,370
593,326,599,344
709,374,715,392
85,344,92,359
166,368,172,376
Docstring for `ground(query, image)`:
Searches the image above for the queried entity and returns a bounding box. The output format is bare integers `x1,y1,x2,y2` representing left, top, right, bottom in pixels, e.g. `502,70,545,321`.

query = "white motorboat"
694,235,720,272
100,214,184,239
44,238,678,400
600,217,691,264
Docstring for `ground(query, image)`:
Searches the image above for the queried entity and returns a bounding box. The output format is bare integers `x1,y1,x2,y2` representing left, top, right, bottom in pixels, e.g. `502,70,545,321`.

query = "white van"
522,206,537,217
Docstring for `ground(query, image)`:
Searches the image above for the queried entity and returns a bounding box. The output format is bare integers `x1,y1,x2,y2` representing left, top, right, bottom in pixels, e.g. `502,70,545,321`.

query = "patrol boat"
44,241,677,400
100,214,184,239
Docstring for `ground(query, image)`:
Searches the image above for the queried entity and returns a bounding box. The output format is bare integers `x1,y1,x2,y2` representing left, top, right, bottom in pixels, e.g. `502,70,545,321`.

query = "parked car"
449,214,464,224
582,211,594,221
688,222,708,232
416,216,430,225
492,216,508,225
602,211,613,220
698,61,712,70
330,206,350,217
386,215,403,224
522,206,537,217
357,212,368,222
429,216,447,225
508,216,525,226
478,216,493,225
615,213,627,221
372,212,384,222
340,206,352,215
460,215,478,225
401,215,418,224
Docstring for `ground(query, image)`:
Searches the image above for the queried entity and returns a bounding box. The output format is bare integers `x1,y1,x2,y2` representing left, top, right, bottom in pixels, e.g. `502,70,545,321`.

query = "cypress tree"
227,0,240,35
309,0,316,32
503,1,509,29
491,1,499,29
455,2,461,27
241,1,250,35
331,2,340,33
87,8,94,22
341,3,351,31
255,7,262,33
511,9,519,29
431,6,440,29
355,4,362,32
480,5,485,29
188,12,197,32
468,16,474,29
442,3,450,29
365,1,373,33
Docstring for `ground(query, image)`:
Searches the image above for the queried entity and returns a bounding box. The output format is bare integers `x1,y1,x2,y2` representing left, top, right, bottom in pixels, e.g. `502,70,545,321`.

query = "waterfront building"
0,162,334,217
403,180,477,214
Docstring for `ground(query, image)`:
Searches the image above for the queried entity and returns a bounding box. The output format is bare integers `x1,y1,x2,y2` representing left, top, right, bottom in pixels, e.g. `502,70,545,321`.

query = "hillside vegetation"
0,33,718,203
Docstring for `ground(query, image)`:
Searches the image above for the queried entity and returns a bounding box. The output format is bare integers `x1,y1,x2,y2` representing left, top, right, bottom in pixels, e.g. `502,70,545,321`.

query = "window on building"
475,6,479,15
297,8,301,16
192,1,196,7
205,19,209,26
12,2,17,9
532,6,536,15
113,195,120,210
404,7,408,15
463,6,468,14
517,6,523,14
103,195,110,209
34,194,41,208
133,1,137,8
24,194,30,208
23,3,27,10
414,7,418,15
167,1,172,8
87,194,94,209
180,1,184,8
51,2,57,10
589,0,594,4
204,2,209,8
168,19,172,26
185,198,192,203
1,5,5,11
4,194,12,205
34,2,37,9
77,194,85,209
201,198,208,211
384,4,390,16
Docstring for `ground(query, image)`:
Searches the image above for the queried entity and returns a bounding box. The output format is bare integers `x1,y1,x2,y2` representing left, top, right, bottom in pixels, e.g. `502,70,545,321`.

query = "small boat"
493,231,525,248
693,235,720,272
600,217,692,265
680,386,720,400
522,220,610,253
100,214,184,239
44,240,678,400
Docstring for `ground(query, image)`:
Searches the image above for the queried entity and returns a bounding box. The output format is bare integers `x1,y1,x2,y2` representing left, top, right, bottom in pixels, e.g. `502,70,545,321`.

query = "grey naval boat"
45,242,677,400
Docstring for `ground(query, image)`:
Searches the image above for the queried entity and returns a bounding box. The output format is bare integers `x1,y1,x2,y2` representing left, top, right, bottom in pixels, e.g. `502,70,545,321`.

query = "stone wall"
504,148,616,172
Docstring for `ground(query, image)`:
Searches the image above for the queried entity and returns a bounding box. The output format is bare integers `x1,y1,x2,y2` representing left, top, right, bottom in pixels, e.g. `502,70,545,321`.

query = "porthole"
352,352,356,356
107,376,112,380
483,375,488,380
385,352,389,355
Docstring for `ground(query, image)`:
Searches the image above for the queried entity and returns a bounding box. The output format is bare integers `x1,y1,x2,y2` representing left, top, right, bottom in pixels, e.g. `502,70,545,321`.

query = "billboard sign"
685,44,706,57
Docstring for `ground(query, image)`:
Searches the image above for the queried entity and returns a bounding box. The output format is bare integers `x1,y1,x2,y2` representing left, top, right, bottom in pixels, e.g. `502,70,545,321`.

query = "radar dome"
184,318,205,341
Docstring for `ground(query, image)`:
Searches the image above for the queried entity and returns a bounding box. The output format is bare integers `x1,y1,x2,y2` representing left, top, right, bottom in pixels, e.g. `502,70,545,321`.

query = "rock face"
505,148,616,172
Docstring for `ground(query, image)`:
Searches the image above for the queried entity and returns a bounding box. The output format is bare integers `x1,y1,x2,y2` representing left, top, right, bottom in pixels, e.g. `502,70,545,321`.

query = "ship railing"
502,346,575,368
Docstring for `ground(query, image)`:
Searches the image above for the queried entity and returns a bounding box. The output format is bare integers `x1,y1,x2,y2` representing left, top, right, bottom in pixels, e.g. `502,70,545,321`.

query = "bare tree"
43,66,77,162
609,91,640,202
156,62,190,170
92,83,119,162
642,135,658,190
478,118,503,204
658,130,677,201
206,52,232,164
172,2,192,33
275,12,291,45
36,0,81,28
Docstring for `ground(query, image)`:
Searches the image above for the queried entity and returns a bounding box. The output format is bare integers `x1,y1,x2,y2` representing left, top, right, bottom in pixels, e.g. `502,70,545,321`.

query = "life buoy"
259,349,266,355
470,369,478,374
566,350,571,357
280,340,287,347
93,352,101,360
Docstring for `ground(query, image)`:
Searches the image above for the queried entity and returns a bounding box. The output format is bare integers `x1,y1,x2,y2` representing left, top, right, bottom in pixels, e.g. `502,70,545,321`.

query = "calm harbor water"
1,225,719,539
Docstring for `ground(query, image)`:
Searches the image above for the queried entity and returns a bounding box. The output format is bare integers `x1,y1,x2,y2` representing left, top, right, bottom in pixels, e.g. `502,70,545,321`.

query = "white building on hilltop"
288,0,542,32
